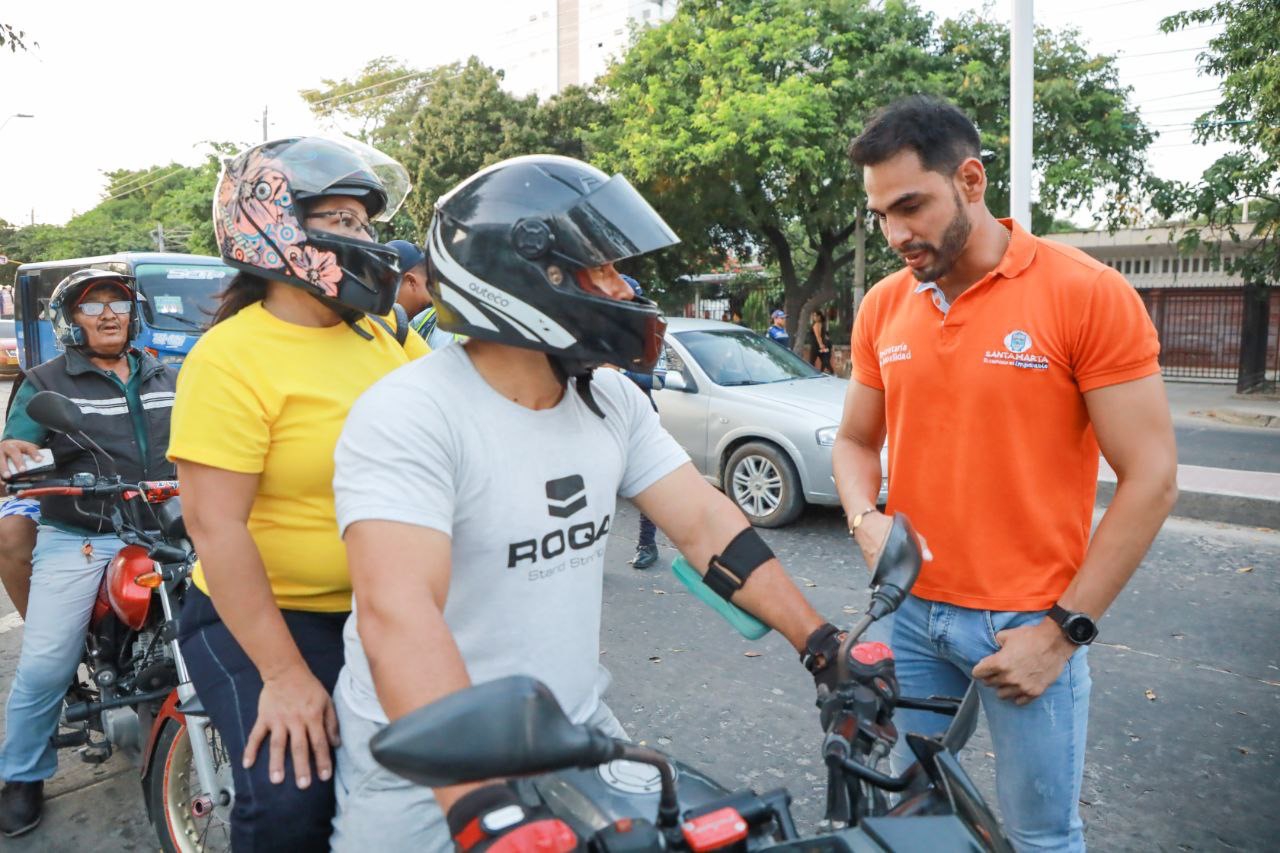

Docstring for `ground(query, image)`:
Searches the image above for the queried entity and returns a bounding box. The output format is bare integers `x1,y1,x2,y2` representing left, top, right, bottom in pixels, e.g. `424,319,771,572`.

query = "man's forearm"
1058,472,1177,620
832,435,882,520
685,494,825,651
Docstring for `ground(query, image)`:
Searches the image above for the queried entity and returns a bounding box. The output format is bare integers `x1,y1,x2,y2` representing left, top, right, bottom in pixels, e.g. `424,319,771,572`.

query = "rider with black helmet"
327,155,843,849
166,136,426,849
0,270,177,839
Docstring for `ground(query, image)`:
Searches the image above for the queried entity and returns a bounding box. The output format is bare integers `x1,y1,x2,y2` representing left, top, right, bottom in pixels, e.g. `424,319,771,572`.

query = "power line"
1092,21,1218,47
1114,44,1209,60
1139,87,1220,103
102,163,178,196
1041,0,1172,16
303,2,667,113
304,68,438,109
100,166,187,203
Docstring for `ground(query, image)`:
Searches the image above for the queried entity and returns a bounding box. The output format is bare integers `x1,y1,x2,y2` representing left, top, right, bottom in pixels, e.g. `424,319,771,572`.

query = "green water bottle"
670,555,771,640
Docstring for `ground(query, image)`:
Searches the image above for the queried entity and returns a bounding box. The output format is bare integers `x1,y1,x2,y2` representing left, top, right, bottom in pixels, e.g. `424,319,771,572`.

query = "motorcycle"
6,390,233,852
371,514,1013,852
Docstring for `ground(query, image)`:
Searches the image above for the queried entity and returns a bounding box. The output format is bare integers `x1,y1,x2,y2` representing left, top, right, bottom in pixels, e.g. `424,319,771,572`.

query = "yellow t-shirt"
168,302,429,612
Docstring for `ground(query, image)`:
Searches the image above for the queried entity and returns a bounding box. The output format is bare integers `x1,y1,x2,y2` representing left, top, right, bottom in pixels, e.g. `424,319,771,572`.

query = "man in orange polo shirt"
833,96,1178,851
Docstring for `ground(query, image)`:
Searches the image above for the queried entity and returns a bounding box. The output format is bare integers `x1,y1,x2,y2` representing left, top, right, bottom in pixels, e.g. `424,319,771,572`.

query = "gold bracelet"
848,505,876,535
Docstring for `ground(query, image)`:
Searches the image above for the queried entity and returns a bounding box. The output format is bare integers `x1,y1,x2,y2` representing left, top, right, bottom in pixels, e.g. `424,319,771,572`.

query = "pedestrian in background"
808,309,833,373
766,309,790,348
620,274,660,570
833,95,1177,852
388,239,432,321
391,240,464,352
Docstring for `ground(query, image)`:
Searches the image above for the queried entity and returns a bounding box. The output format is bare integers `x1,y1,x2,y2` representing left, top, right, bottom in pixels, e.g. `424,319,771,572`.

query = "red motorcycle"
7,390,232,852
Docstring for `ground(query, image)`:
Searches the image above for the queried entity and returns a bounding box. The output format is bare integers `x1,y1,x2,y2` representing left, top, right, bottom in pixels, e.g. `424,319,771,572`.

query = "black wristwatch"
1049,604,1098,646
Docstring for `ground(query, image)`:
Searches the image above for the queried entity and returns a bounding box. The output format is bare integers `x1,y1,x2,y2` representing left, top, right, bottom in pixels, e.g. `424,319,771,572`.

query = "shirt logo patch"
984,329,1049,371
879,343,912,366
1004,329,1032,353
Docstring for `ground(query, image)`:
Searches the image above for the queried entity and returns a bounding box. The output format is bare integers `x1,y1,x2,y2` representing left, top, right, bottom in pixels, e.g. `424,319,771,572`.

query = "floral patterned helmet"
213,135,412,315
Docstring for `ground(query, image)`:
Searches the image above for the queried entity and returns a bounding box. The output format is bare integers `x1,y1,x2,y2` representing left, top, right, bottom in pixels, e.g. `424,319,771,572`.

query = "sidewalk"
1166,380,1280,429
1098,382,1280,527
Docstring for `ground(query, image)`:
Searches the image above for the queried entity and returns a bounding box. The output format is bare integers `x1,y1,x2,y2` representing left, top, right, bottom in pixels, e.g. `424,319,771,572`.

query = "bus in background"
13,252,235,372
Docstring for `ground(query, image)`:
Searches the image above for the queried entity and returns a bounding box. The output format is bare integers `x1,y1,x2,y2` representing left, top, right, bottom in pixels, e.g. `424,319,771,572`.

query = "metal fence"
1137,286,1280,385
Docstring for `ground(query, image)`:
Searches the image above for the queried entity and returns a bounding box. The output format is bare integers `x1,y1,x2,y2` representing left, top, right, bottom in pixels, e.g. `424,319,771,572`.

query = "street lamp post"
0,113,35,133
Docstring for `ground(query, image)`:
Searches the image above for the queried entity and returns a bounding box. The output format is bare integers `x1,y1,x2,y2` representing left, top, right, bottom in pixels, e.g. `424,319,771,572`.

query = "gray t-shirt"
333,345,689,724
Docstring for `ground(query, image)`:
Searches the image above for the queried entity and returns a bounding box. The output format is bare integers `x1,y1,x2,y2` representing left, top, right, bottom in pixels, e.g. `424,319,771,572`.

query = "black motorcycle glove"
446,783,579,853
800,622,847,694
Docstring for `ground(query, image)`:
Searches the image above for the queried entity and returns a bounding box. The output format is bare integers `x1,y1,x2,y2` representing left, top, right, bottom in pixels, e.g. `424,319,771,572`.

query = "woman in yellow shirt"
167,136,427,850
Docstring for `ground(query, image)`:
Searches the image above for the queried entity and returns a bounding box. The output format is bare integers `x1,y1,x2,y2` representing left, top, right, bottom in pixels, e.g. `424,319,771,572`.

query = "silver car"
653,318,881,528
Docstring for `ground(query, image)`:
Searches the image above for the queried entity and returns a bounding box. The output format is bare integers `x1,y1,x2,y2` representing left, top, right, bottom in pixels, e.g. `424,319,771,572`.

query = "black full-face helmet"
425,155,680,374
48,270,141,351
213,135,412,316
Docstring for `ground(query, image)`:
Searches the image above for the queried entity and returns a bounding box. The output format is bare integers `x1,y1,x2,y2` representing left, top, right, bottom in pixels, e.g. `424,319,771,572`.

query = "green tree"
1158,0,1280,286
0,146,232,264
398,59,542,227
597,0,1155,346
300,56,432,159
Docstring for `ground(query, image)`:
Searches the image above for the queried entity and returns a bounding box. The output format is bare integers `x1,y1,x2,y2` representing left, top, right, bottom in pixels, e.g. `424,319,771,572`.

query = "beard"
901,191,972,282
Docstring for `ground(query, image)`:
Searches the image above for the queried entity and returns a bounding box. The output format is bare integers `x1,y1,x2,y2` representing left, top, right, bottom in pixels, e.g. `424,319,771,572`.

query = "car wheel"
725,441,804,528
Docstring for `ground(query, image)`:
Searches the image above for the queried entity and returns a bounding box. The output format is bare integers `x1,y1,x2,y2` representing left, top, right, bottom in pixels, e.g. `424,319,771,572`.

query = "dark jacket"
25,347,176,533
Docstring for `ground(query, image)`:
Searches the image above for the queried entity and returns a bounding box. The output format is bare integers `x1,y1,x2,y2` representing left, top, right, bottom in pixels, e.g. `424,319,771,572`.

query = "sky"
0,0,1229,229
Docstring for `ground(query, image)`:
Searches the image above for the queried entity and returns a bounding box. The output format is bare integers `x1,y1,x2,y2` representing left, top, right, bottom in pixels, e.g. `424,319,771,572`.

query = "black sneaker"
631,544,659,571
0,780,42,838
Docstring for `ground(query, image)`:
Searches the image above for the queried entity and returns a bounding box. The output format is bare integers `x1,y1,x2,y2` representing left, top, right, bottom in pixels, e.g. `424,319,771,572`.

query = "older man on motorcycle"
0,270,176,838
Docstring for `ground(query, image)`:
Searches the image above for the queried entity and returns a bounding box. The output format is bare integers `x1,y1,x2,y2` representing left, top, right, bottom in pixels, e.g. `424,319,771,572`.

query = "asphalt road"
1173,422,1280,474
1,501,1276,852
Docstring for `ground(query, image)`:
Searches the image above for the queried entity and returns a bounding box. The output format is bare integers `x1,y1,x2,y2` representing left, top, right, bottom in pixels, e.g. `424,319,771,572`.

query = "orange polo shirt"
850,220,1160,611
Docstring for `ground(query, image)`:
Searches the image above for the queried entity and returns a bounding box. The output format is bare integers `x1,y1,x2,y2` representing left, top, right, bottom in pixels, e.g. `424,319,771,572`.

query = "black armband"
703,527,775,601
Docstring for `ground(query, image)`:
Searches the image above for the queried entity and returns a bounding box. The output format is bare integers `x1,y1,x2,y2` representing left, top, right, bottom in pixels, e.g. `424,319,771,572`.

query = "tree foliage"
0,147,228,272
1157,0,1280,286
1,22,33,53
596,0,1155,343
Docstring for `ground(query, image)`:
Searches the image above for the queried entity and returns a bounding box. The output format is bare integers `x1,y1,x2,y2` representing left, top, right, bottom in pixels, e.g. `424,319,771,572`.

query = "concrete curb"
1192,408,1280,430
1095,479,1279,528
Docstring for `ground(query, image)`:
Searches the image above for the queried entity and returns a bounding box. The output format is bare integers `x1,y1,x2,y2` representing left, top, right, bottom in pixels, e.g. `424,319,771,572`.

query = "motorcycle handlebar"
11,478,180,502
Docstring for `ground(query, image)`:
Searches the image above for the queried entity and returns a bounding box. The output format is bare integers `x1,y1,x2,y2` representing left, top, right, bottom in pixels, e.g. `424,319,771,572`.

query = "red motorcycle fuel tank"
106,544,155,631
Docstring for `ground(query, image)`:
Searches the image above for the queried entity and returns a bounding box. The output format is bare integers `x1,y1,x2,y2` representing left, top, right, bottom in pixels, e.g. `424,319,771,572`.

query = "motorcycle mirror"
27,390,86,434
866,513,922,620
370,676,623,788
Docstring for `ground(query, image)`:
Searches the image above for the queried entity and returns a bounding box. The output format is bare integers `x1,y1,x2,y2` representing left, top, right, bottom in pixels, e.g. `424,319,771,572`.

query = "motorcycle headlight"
816,426,838,447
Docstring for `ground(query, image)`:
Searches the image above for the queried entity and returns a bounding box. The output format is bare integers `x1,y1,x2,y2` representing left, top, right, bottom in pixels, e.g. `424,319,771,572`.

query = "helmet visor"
273,135,411,222
558,175,680,267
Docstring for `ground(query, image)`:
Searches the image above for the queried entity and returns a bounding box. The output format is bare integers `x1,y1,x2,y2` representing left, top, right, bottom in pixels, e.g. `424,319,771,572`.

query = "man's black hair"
849,96,981,175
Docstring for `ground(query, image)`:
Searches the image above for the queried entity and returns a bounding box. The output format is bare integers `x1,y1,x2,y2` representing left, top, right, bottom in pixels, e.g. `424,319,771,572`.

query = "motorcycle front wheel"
146,718,234,853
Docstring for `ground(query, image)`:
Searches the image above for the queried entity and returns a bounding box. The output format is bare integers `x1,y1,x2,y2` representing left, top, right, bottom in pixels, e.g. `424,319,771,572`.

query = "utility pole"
261,106,269,142
1010,0,1034,231
152,222,166,252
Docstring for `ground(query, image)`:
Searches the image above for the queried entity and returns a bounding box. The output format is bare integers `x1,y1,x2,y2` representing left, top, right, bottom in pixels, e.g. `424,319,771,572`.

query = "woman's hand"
243,663,341,789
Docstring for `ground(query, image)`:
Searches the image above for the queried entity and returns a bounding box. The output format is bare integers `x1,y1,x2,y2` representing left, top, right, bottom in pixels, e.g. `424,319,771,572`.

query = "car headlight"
815,426,838,447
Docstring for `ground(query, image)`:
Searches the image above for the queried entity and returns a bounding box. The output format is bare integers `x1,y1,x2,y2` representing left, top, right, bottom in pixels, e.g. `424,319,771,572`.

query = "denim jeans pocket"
984,608,1049,649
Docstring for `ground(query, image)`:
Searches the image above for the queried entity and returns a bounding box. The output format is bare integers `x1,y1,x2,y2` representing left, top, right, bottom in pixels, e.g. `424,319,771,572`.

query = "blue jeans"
179,587,348,852
889,595,1091,852
0,526,125,782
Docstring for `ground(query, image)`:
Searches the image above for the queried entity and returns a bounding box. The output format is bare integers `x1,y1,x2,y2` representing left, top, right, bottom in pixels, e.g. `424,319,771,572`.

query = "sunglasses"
77,300,133,317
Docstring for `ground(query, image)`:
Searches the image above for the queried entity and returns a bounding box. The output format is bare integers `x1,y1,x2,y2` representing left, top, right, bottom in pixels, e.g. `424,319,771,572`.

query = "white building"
1047,225,1259,289
482,0,677,99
